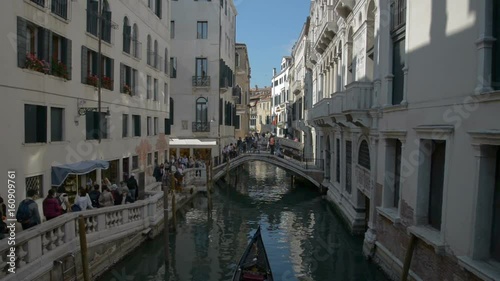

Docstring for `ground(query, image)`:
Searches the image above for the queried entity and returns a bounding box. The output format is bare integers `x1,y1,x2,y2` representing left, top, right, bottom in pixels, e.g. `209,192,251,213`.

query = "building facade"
271,57,292,137
289,17,314,158
291,0,500,280
234,43,251,139
0,0,171,205
169,0,237,161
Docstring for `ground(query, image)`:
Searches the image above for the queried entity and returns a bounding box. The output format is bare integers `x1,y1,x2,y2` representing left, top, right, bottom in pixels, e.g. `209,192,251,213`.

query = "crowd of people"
221,132,282,162
8,174,142,233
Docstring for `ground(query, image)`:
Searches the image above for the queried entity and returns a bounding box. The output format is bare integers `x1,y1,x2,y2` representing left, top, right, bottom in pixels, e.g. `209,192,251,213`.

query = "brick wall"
374,205,483,281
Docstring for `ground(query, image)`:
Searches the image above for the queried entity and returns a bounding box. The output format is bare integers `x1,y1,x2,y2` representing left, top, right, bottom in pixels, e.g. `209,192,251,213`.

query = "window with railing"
123,17,131,54
132,24,141,59
391,0,406,105
51,0,68,19
31,0,45,8
194,97,209,132
86,0,112,43
391,0,406,32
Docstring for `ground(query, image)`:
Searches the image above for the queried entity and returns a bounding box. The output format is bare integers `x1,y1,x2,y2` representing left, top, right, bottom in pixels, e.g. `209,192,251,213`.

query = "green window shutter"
123,25,131,53
64,38,72,80
91,50,97,75
17,17,27,68
81,46,88,83
169,97,174,125
120,63,124,93
109,57,114,90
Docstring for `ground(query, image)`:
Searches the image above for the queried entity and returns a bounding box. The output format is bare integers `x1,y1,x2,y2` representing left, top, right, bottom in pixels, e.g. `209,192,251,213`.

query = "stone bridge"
211,152,325,188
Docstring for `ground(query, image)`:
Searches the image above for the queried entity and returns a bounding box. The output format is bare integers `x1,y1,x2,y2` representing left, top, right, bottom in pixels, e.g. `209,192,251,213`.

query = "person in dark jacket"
127,173,139,201
88,184,101,208
43,189,63,221
17,189,41,230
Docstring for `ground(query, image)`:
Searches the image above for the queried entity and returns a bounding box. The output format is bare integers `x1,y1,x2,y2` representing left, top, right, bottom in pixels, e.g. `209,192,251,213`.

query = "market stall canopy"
51,160,109,187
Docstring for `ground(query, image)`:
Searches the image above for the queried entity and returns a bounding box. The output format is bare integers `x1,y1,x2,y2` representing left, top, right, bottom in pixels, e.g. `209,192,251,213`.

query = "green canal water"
100,162,390,281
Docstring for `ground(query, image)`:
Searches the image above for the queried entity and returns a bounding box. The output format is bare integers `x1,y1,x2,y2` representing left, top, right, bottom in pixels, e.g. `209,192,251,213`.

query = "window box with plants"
25,53,50,74
51,58,69,80
123,84,133,96
86,73,113,90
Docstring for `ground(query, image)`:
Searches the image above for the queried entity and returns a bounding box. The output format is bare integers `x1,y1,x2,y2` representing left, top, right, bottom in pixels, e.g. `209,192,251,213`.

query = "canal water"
100,162,389,281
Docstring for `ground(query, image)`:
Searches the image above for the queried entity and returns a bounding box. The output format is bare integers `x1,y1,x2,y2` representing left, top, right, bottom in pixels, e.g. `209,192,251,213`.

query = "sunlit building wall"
301,0,500,280
169,0,238,161
0,0,171,205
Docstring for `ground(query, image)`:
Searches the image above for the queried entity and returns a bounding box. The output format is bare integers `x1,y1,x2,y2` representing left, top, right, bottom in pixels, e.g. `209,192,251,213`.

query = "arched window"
358,140,371,169
154,40,158,68
147,35,152,65
347,27,355,82
101,0,112,43
123,17,131,53
196,97,208,123
132,24,139,58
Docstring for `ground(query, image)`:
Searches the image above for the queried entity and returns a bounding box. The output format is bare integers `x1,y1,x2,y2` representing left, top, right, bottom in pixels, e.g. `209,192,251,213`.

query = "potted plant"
25,53,49,74
123,84,133,96
51,58,69,80
87,73,99,87
102,76,113,90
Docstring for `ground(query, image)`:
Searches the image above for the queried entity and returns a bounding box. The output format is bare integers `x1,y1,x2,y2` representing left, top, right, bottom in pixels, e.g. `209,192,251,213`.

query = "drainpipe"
97,0,102,144
218,1,222,162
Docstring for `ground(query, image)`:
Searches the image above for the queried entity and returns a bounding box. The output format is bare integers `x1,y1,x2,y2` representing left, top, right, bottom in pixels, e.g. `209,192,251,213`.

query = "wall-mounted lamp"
78,107,110,117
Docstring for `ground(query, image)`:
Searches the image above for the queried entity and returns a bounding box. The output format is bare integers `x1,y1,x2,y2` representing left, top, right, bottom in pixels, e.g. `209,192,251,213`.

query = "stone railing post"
64,219,76,243
26,236,42,263
123,206,130,224
97,213,106,231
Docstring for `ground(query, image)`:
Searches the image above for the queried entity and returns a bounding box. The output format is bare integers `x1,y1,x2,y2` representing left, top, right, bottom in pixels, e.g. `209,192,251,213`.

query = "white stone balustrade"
0,187,194,281
343,82,374,111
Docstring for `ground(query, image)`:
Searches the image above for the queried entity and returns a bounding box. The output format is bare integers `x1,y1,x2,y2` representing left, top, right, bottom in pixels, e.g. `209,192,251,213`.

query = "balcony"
306,97,332,121
335,0,354,19
192,122,210,132
314,5,338,54
192,76,210,87
343,81,373,112
291,79,303,95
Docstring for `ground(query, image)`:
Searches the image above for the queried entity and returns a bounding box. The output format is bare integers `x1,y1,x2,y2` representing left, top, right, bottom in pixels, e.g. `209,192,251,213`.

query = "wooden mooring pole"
171,185,177,232
401,234,417,281
206,162,212,211
164,180,171,267
78,215,90,281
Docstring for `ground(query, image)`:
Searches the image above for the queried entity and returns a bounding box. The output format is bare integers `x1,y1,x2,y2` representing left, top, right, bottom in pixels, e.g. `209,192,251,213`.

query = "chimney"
273,68,276,76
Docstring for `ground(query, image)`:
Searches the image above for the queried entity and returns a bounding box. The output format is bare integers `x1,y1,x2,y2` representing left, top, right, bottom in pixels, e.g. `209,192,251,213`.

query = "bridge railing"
209,148,324,173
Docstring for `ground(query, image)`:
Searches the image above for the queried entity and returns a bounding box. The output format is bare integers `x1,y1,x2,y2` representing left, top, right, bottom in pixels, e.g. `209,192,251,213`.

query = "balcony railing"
132,39,142,59
192,76,210,87
291,80,302,94
51,0,68,19
192,122,210,132
86,10,116,44
148,52,163,71
344,82,373,111
31,0,45,7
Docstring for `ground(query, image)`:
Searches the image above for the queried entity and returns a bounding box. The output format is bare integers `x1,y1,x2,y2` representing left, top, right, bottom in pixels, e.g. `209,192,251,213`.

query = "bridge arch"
212,154,324,188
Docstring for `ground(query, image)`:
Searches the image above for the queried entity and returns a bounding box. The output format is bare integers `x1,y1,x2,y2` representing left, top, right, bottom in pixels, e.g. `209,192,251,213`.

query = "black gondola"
232,226,274,281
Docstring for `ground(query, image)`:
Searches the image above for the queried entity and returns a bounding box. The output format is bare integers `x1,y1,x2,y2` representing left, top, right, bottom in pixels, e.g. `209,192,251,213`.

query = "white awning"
169,138,217,147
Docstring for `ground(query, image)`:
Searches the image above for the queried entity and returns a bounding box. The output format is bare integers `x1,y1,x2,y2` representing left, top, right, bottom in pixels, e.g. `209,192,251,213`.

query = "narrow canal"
100,162,390,281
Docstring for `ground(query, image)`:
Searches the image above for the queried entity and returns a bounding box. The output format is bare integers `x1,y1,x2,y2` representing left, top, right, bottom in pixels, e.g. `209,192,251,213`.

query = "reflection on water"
100,162,389,281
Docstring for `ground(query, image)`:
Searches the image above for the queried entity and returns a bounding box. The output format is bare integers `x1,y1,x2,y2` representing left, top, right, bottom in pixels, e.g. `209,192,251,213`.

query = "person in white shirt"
75,189,94,211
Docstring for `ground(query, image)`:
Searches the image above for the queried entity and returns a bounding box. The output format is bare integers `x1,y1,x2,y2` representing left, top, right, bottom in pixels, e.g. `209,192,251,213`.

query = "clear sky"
235,0,311,89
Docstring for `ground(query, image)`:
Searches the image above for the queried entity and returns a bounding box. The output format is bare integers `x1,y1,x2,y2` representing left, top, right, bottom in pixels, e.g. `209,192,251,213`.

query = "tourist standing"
42,189,63,221
16,190,41,230
127,173,139,201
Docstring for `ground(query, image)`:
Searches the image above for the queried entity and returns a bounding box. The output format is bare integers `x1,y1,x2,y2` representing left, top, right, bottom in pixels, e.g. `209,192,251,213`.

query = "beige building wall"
300,0,500,280
0,0,171,204
235,43,251,139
